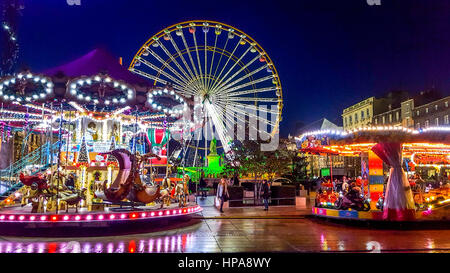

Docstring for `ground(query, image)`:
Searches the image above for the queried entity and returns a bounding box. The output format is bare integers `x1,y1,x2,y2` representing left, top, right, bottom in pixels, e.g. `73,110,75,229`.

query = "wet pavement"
0,196,450,253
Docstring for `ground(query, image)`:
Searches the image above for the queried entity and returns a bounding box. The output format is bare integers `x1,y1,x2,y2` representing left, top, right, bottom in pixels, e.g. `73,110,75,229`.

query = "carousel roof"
42,48,151,87
295,126,450,156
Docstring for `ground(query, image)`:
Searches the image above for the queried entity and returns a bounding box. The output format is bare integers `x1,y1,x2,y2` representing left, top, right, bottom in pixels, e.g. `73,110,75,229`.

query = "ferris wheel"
129,20,282,162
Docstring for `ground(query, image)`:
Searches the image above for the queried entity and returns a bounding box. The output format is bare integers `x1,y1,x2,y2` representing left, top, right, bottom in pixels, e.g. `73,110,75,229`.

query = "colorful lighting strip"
68,101,87,113
0,109,43,118
410,152,450,168
0,205,202,223
24,103,56,114
296,125,450,142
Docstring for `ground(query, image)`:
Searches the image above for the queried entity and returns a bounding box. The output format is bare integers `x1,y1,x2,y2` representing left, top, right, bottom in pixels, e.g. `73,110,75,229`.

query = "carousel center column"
368,150,384,210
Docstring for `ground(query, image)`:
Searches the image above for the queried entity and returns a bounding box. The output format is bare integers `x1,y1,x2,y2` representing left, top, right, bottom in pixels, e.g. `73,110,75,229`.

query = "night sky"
9,0,450,136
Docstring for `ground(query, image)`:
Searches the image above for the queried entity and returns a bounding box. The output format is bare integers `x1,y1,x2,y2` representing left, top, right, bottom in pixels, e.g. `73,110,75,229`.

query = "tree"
106,137,117,163
264,149,292,181
77,136,89,163
223,140,264,179
224,139,308,182
280,139,308,182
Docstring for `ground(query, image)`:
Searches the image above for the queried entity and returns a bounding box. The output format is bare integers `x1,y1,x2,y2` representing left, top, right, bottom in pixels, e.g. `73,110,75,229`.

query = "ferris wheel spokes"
226,86,278,97
208,37,243,94
211,54,264,95
167,33,196,81
137,57,193,93
214,100,278,128
209,45,252,94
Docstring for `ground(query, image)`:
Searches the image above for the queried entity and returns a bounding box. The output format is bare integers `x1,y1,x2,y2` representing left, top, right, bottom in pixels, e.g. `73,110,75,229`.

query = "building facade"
413,96,450,129
370,94,449,129
342,97,374,130
373,106,402,126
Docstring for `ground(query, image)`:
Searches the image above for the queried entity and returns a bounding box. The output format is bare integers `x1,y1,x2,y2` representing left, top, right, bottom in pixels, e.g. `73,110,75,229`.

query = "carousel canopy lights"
24,103,56,114
296,125,428,142
0,73,54,104
139,113,166,120
66,74,135,106
68,101,86,113
0,109,43,118
147,88,187,116
111,106,131,116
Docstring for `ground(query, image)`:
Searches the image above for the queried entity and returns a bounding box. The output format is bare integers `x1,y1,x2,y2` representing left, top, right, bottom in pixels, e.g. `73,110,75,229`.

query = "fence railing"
0,141,60,192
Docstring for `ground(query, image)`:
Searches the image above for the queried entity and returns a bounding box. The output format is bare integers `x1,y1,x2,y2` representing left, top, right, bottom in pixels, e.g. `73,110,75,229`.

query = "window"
389,114,392,123
382,116,385,124
355,113,358,123
445,101,448,108
426,108,429,113
396,112,399,121
375,118,378,125
349,116,352,123
445,115,449,124
435,105,438,111
416,110,420,116
435,117,439,126
361,110,365,120
425,120,429,127
344,117,347,127
366,109,370,117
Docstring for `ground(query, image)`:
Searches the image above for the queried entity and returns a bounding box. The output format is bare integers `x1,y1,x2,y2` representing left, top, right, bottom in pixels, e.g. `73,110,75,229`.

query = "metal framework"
129,20,283,159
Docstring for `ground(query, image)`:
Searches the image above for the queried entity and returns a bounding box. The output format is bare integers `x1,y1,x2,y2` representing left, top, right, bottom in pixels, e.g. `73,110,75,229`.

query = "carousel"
0,19,284,235
296,126,450,222
0,48,202,235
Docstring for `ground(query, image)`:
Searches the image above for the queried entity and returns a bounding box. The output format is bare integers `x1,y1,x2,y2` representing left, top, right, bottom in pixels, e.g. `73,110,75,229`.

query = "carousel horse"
178,175,190,207
158,177,173,208
94,180,107,200
19,173,54,213
59,188,87,213
174,182,187,207
19,173,49,192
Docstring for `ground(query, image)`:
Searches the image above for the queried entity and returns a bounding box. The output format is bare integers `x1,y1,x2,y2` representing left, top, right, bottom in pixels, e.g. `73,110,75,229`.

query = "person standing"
199,172,207,197
233,174,240,186
333,178,338,192
342,179,349,194
65,172,75,190
217,175,229,213
262,180,270,211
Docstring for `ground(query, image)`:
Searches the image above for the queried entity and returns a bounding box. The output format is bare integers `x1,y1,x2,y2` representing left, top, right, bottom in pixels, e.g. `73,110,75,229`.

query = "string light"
111,106,131,116
296,125,450,142
1,22,19,75
67,74,135,105
147,88,187,116
68,101,86,113
24,103,55,114
0,73,54,103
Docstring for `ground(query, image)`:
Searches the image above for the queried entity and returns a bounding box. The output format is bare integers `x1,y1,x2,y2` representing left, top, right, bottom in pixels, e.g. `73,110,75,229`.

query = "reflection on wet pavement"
1,217,450,253
0,196,449,253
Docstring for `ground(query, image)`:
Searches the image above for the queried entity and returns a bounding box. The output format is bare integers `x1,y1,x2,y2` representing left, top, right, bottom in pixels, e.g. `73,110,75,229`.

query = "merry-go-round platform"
311,205,450,227
0,202,202,236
